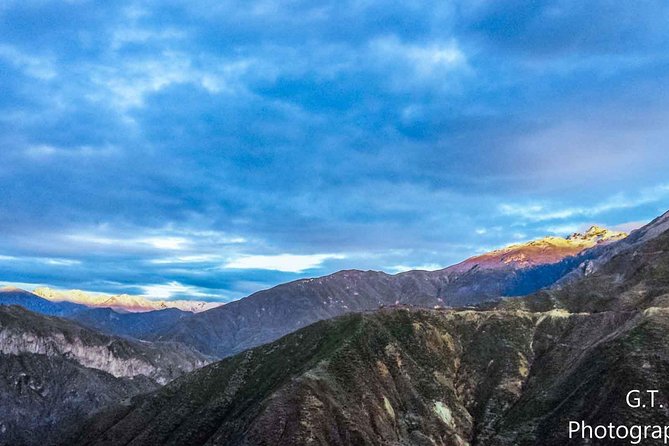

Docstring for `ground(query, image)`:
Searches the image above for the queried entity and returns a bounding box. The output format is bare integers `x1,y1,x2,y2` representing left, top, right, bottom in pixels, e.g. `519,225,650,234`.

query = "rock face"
0,305,210,384
0,305,212,446
0,353,157,446
152,227,627,358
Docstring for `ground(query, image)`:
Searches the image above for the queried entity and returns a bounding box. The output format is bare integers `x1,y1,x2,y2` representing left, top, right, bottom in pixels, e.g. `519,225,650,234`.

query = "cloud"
66,234,190,251
370,36,467,78
140,281,217,300
387,263,443,273
87,52,254,110
43,258,81,266
150,254,223,265
0,44,56,80
24,144,120,160
1,0,669,302
610,221,648,234
542,223,583,235
141,237,189,250
223,254,347,273
499,183,669,223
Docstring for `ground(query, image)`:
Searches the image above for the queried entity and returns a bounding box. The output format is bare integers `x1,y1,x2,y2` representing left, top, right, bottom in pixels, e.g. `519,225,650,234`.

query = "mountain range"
32,287,221,313
0,287,89,316
447,225,626,272
63,213,669,446
2,226,625,359
67,308,667,446
3,217,669,445
0,287,194,339
149,226,627,358
0,304,211,445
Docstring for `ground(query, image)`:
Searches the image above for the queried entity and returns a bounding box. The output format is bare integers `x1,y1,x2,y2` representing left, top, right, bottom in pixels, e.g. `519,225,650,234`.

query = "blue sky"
1,0,669,302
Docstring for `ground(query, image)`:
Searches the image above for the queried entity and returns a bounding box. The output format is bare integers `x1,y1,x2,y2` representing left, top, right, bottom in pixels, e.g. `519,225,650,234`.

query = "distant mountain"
65,212,669,446
151,226,628,358
0,287,88,316
32,287,222,313
447,225,626,272
0,287,201,340
501,210,669,314
0,305,212,446
69,307,192,339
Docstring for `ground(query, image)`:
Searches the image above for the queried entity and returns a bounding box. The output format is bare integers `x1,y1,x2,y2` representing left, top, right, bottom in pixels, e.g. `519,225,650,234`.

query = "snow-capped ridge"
566,225,626,244
32,287,221,313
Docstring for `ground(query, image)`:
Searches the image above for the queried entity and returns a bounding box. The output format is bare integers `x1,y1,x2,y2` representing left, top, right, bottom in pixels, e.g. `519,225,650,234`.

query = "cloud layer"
1,0,669,301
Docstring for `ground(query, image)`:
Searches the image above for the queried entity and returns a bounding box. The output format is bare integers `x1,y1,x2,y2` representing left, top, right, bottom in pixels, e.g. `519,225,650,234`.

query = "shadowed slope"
68,307,191,339
67,306,669,446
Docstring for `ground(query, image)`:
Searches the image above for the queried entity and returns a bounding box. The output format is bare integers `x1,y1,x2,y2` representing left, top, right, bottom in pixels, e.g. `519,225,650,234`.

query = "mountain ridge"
66,306,669,446
32,287,222,313
0,287,89,316
0,305,213,446
150,225,630,357
446,225,626,273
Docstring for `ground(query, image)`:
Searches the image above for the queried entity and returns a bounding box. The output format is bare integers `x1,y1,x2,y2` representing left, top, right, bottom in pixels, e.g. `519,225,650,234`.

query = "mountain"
68,307,192,339
151,226,627,358
0,305,210,384
501,210,669,314
32,287,221,313
0,287,88,316
64,213,669,446
0,287,197,340
0,353,156,446
0,305,212,446
447,225,626,272
65,308,669,446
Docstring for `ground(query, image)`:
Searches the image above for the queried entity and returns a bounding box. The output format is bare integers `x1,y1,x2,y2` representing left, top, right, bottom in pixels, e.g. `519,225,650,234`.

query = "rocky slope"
0,305,210,384
65,306,669,446
33,287,221,313
0,353,157,446
0,305,213,446
152,226,627,358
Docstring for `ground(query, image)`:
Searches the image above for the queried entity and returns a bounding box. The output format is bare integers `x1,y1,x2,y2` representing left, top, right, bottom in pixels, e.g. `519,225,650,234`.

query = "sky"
1,0,669,302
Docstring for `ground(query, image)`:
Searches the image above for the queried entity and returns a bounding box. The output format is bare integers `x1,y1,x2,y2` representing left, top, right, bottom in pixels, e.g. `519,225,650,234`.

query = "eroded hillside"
67,305,669,446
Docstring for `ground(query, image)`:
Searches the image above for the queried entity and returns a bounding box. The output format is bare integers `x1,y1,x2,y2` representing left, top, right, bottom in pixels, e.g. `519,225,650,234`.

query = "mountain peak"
451,225,627,272
566,225,627,244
